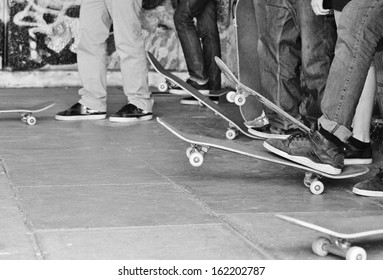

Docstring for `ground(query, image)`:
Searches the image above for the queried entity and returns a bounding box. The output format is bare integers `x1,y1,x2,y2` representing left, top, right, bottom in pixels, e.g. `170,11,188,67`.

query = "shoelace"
287,132,308,143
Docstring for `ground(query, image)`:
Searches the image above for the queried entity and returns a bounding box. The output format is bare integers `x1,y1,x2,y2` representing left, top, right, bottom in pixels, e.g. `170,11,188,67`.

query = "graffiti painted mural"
1,0,235,72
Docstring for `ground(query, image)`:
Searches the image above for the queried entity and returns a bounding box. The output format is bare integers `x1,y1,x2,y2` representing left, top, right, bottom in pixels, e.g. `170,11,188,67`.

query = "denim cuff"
318,116,353,143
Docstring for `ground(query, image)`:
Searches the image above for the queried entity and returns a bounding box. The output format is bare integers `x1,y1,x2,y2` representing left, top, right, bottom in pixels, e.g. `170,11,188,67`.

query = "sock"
318,127,344,147
348,137,370,150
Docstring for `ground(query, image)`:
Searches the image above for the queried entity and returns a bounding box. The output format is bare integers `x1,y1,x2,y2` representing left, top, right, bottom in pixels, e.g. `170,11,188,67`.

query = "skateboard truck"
21,113,37,125
226,87,247,106
312,236,367,260
186,144,210,167
303,172,325,195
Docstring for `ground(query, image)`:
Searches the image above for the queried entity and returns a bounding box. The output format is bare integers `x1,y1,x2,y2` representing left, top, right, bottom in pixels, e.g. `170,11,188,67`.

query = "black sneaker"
55,103,106,121
344,143,373,165
170,79,210,95
264,130,344,175
109,103,153,123
353,168,383,197
180,95,219,105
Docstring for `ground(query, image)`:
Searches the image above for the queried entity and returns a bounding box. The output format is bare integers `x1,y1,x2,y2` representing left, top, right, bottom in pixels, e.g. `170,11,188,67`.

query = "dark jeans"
259,0,336,130
174,0,221,90
319,0,383,142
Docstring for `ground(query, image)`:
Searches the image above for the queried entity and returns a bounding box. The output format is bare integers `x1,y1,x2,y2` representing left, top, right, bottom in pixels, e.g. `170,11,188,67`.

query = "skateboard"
215,56,311,135
148,51,267,140
0,102,55,125
232,0,266,126
157,117,369,195
276,214,383,260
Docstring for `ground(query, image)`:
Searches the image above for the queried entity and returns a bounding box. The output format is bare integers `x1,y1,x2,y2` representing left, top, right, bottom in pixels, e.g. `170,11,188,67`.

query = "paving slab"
36,224,266,260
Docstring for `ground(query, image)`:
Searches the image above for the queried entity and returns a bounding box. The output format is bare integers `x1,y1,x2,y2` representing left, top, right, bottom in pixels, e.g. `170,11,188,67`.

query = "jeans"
174,0,221,90
259,0,336,130
77,0,152,112
319,0,383,142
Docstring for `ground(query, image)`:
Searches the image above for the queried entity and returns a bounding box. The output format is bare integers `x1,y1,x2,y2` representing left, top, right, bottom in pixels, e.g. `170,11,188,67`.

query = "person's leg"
173,0,210,84
334,9,375,165
319,0,383,142
55,0,110,120
264,0,383,175
78,0,111,111
258,0,302,131
297,0,336,129
195,0,221,91
111,0,153,113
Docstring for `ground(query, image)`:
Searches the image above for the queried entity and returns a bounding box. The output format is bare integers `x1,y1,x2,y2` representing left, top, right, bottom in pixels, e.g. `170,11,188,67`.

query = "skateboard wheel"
158,82,168,92
312,237,330,257
186,147,194,158
309,181,324,195
346,247,367,260
226,129,238,140
189,152,204,167
26,116,37,126
234,94,246,106
226,91,236,103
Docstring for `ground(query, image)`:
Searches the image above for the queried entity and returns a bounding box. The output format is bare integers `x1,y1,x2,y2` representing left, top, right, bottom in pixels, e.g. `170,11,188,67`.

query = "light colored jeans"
259,0,336,130
319,0,383,142
77,0,153,112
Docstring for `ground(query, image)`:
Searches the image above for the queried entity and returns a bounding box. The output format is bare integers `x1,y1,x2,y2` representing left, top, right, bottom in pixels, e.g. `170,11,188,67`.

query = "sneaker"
170,79,210,95
109,103,153,123
352,168,383,197
55,103,106,121
248,124,300,140
263,130,344,175
180,95,219,105
244,111,270,128
344,143,373,165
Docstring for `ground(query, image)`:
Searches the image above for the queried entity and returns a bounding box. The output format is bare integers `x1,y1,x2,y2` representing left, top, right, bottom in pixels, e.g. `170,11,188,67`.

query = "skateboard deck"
233,0,265,124
276,214,383,260
215,56,311,135
148,51,267,140
157,117,369,195
0,101,55,125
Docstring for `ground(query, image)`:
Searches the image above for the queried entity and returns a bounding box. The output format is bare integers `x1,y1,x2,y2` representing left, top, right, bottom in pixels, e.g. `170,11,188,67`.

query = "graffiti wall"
0,0,236,72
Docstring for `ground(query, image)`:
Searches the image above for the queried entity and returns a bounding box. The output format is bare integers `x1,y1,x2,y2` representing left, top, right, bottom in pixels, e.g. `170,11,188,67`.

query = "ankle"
348,136,371,149
318,127,344,147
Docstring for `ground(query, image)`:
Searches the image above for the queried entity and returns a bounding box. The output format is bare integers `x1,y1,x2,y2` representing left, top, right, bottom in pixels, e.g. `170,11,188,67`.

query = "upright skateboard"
148,51,270,140
232,0,266,125
0,102,55,125
157,117,369,195
216,56,311,135
276,214,383,260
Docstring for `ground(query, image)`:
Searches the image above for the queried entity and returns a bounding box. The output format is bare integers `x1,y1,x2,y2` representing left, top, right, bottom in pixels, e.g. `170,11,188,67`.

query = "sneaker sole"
352,187,383,197
170,89,210,96
109,115,153,123
263,141,342,175
344,158,373,165
55,114,106,121
248,128,290,140
180,99,219,106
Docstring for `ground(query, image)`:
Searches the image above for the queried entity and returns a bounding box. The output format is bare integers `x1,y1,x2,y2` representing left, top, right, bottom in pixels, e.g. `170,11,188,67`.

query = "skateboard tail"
215,56,311,134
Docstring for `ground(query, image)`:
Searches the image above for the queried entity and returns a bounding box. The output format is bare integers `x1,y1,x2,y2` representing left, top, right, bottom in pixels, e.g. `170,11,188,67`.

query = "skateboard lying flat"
215,56,311,135
157,117,369,195
233,0,266,126
0,101,55,125
147,51,266,140
276,214,383,260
